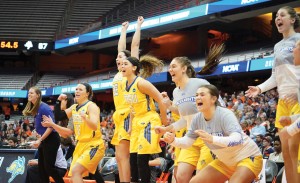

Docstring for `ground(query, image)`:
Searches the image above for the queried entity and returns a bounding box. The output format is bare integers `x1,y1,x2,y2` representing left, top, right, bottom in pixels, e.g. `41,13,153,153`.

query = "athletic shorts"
209,155,263,179
111,109,131,145
276,99,300,129
178,138,213,170
68,140,104,177
130,111,162,154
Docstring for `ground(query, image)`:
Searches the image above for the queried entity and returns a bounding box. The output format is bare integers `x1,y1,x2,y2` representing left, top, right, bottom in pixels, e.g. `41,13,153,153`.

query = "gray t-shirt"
187,106,261,166
172,78,209,130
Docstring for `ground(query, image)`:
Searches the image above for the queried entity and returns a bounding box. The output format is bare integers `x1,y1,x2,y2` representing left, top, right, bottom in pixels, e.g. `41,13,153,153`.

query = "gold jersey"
112,72,129,110
123,76,156,117
71,101,102,142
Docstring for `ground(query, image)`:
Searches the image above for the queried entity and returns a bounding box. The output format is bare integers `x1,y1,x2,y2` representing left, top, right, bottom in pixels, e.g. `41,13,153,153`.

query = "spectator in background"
240,121,250,136
4,105,11,120
7,136,18,148
269,136,284,163
255,134,264,149
250,117,266,140
0,113,4,122
236,97,244,111
266,115,277,137
262,137,274,159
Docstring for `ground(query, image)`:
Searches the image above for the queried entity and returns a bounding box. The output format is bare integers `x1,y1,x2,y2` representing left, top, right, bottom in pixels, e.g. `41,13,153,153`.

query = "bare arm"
118,21,129,53
83,103,100,131
131,16,144,59
42,115,73,138
138,79,168,125
161,91,179,115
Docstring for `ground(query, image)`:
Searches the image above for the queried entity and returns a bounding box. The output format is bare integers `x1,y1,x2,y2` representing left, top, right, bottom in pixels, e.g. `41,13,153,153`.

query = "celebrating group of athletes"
23,5,300,183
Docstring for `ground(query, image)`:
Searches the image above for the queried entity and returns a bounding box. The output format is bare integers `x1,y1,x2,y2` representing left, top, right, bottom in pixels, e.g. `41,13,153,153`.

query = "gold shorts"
209,155,263,179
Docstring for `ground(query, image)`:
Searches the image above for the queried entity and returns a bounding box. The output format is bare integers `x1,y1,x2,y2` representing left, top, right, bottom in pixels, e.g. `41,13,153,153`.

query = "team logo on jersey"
138,145,143,150
6,156,25,183
175,96,195,105
133,88,136,92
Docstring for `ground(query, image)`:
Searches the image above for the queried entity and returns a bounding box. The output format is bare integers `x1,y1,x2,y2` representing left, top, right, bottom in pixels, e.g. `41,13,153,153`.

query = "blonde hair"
139,55,164,78
22,86,42,116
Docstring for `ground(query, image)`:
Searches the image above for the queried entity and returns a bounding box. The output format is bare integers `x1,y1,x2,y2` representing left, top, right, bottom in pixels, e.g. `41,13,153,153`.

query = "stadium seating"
0,0,69,40
101,0,217,28
0,73,33,89
61,0,127,38
35,73,74,89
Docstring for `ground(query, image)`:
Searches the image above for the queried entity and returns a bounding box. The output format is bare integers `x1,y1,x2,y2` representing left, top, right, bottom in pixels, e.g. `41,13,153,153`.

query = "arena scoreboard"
0,40,54,52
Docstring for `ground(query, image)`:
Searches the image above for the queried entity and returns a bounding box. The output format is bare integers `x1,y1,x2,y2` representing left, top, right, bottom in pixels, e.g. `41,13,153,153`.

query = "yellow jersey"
71,101,102,142
112,72,128,110
123,76,156,117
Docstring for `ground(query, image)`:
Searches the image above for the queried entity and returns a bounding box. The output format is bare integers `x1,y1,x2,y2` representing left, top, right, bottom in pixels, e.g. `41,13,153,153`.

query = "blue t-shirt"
35,102,55,135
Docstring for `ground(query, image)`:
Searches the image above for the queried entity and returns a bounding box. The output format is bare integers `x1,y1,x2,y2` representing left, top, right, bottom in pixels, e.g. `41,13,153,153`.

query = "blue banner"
0,90,27,98
147,72,168,83
55,5,207,49
207,0,270,14
197,61,249,76
53,79,113,95
249,57,274,71
55,0,270,49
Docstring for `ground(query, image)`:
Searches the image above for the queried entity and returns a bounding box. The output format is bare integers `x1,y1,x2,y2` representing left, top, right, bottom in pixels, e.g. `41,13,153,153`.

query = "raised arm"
54,94,72,121
118,21,129,53
131,16,144,59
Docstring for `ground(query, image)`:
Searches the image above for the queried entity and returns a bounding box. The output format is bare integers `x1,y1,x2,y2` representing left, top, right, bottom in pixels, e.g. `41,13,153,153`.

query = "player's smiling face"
195,87,216,112
121,59,135,77
275,8,295,34
75,84,88,103
169,59,186,83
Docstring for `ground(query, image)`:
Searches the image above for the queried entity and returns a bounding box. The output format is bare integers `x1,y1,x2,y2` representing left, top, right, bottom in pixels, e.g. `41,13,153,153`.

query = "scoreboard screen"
0,40,54,52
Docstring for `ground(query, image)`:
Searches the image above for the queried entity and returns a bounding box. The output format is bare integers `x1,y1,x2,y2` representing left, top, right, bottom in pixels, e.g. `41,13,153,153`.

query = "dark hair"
60,137,73,146
127,55,164,78
8,136,18,143
80,82,93,100
23,86,42,116
256,134,264,139
199,84,220,106
273,136,281,144
173,57,196,78
63,93,74,108
279,6,300,29
121,50,131,57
